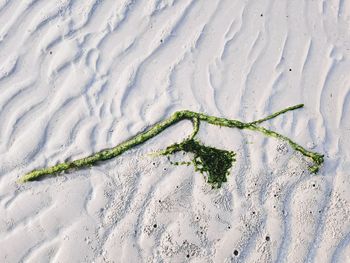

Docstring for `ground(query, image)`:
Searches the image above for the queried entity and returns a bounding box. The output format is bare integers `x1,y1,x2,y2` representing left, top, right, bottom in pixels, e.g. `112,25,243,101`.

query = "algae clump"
162,139,236,188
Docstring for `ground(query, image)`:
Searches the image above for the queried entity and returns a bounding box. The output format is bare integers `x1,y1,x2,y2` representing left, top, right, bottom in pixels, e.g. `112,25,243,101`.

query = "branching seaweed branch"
19,104,324,183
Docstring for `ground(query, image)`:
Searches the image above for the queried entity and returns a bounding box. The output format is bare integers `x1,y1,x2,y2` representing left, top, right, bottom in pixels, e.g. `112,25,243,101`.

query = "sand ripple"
1,1,350,262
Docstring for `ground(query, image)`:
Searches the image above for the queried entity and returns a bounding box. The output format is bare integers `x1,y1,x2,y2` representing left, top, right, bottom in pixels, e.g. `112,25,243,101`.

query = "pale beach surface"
0,1,350,262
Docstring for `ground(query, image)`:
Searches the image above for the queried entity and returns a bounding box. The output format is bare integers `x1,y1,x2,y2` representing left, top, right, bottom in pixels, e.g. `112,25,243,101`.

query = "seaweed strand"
249,104,304,125
19,104,324,183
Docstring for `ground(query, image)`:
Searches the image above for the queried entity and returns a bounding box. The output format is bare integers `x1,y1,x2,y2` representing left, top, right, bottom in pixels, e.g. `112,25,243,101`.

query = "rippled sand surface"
0,1,350,262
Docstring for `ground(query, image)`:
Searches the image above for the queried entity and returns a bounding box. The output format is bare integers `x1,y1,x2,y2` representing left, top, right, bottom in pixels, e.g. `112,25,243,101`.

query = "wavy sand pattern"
0,1,350,262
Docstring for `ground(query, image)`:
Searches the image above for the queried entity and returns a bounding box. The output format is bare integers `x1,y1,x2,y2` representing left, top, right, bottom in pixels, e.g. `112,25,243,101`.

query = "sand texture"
0,1,350,262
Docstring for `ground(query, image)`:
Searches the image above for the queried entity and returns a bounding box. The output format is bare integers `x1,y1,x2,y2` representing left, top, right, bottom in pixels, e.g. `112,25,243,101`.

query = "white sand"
0,1,350,262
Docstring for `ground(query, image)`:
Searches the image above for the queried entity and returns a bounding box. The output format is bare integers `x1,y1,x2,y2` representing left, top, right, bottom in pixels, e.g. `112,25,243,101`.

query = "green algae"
19,104,324,185
162,139,236,188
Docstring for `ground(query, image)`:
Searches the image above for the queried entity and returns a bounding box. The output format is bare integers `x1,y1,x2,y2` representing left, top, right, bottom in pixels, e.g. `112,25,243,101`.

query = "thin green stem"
190,117,200,139
19,104,323,183
249,104,304,125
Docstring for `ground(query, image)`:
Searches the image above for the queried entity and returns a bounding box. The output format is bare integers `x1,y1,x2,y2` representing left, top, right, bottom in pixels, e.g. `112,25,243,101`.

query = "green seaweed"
162,139,236,188
19,104,324,185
